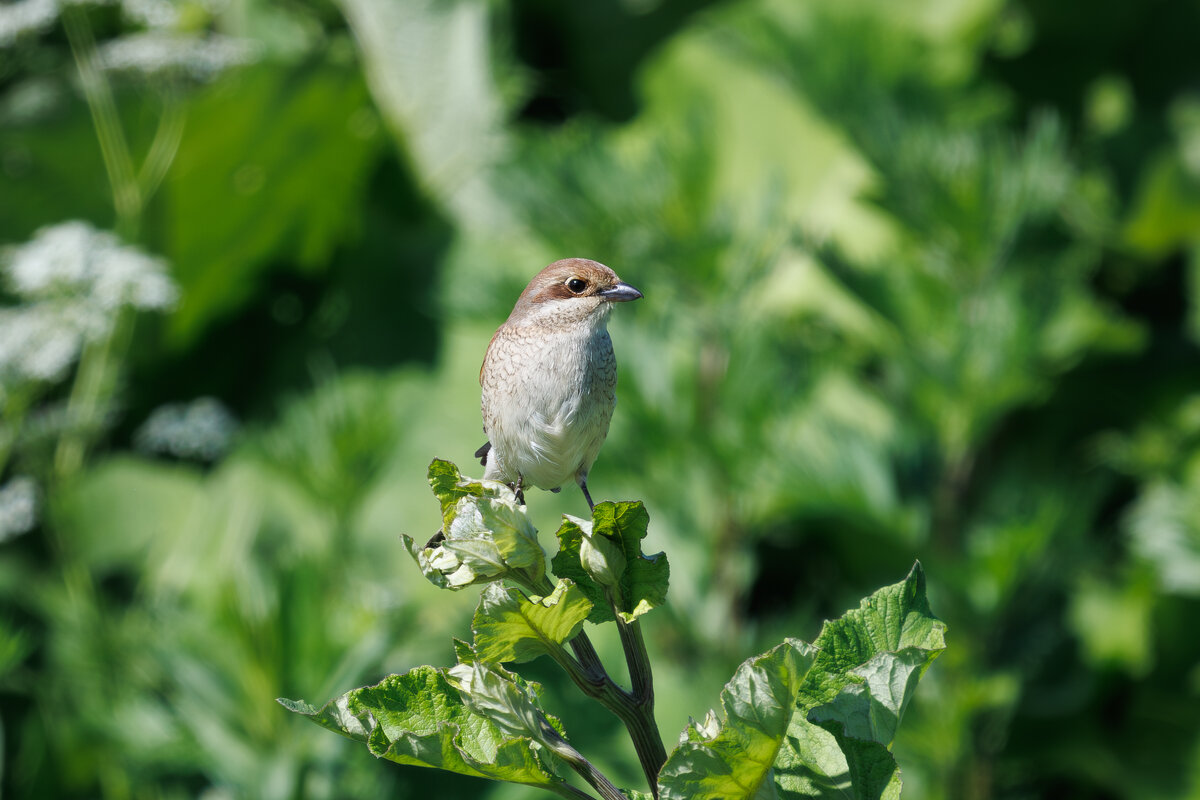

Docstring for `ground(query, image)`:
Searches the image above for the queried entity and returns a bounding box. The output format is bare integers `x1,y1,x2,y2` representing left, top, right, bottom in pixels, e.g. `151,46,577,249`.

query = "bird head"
506,258,643,327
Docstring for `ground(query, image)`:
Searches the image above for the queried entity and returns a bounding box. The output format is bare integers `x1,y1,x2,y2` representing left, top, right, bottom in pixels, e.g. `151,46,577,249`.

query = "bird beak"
597,281,643,302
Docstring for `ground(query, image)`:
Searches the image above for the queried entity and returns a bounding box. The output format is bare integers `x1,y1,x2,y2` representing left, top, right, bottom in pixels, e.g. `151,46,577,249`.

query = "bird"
476,258,642,510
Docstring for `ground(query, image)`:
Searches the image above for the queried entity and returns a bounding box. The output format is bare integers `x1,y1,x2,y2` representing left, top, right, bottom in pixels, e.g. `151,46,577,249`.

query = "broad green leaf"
404,460,546,590
657,639,818,800
333,0,511,222
450,642,573,742
427,458,516,523
659,564,944,800
446,660,567,750
280,667,573,793
473,580,593,664
551,501,669,623
779,562,946,800
163,61,384,349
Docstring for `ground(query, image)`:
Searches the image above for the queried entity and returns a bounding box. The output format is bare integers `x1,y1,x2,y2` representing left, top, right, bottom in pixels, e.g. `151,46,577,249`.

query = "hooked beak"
598,281,643,303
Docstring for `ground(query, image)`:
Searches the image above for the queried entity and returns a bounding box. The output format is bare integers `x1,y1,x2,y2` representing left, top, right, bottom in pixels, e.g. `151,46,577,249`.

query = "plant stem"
546,735,628,800
138,91,186,202
614,611,653,705
531,577,667,795
549,784,600,800
614,616,667,789
62,5,142,238
54,313,129,478
556,631,664,796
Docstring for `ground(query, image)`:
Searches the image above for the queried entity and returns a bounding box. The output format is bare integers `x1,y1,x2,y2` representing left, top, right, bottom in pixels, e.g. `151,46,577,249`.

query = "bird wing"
479,328,503,385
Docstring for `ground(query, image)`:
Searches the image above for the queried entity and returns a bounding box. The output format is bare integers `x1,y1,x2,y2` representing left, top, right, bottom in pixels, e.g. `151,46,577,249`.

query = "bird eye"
566,278,588,293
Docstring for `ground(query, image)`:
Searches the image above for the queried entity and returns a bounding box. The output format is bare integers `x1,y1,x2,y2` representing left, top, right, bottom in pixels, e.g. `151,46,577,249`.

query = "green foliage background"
3,0,1200,797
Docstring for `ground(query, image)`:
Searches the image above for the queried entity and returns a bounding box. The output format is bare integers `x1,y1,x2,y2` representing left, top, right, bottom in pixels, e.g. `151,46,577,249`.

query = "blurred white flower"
4,220,178,311
0,221,179,385
97,32,259,81
0,476,38,542
119,0,232,30
0,0,58,48
118,0,179,29
1127,482,1200,596
0,300,108,383
134,397,238,461
0,77,65,126
90,244,178,311
6,221,96,294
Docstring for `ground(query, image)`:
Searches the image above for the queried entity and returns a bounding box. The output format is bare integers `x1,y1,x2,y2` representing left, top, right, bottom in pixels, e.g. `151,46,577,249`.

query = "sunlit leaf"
658,639,817,800
280,667,573,792
472,579,592,664
403,460,546,590
551,501,668,623
786,562,946,799
659,563,944,800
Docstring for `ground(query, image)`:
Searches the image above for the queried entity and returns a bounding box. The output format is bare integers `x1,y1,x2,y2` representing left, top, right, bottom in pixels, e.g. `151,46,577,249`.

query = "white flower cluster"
134,396,238,461
0,301,108,383
7,221,177,310
97,32,259,81
0,220,179,385
0,0,58,47
1,0,257,81
0,475,38,542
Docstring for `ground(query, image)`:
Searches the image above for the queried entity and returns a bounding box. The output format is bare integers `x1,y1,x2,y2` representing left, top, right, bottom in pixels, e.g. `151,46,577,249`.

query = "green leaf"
280,666,573,792
427,458,515,522
403,460,546,590
163,61,384,349
551,501,669,623
445,660,568,751
332,0,514,221
658,639,818,800
659,563,944,800
473,580,593,664
781,562,946,800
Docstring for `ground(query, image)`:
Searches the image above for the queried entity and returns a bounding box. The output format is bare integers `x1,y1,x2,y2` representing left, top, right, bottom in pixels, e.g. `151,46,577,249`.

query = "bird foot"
507,476,526,506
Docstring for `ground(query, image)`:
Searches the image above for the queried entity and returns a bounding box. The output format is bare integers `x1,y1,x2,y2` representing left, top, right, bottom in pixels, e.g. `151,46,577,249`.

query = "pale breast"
481,323,617,490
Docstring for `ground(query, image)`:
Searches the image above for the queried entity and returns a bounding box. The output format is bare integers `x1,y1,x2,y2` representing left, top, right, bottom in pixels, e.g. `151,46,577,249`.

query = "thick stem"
530,575,667,795
609,696,666,798
615,614,653,704
549,784,600,800
546,733,627,800
611,599,667,795
551,632,664,795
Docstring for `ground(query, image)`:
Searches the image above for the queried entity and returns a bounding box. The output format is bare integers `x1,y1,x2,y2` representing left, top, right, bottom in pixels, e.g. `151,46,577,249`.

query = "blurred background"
2,0,1200,797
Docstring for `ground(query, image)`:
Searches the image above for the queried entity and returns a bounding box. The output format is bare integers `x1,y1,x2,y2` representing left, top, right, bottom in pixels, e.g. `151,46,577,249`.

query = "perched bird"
477,258,642,510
